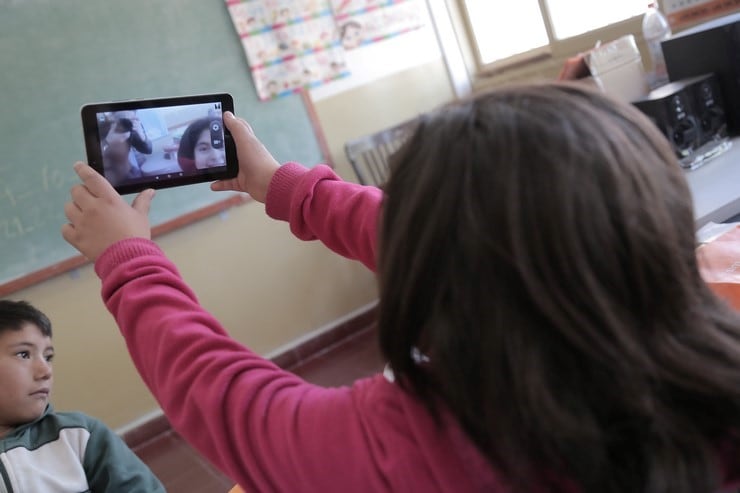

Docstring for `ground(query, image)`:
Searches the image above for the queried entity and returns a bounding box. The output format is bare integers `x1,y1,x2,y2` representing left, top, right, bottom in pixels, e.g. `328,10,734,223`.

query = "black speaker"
661,12,740,135
632,73,729,169
692,72,728,141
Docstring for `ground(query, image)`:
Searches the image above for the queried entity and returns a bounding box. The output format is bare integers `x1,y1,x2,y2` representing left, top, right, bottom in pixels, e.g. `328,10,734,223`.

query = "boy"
0,299,165,492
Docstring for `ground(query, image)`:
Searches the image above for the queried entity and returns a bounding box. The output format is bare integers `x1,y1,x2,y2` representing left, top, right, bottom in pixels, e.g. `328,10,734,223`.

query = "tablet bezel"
80,93,238,195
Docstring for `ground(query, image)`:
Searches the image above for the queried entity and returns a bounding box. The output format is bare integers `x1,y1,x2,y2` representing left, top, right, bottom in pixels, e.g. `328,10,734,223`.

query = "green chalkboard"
0,0,325,292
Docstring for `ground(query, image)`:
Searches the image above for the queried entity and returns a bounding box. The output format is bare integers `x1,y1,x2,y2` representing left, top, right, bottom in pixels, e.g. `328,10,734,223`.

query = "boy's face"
0,323,54,437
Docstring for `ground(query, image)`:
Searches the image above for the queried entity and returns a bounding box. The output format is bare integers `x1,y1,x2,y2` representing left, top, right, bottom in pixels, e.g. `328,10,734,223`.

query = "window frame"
451,0,646,86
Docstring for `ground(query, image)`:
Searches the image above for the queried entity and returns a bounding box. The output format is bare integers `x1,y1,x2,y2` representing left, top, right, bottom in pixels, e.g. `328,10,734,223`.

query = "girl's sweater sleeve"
265,162,382,272
93,166,388,491
96,241,389,492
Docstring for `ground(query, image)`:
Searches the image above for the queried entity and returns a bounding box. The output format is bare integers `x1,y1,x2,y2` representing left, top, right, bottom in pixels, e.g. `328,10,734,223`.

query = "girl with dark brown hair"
63,82,740,492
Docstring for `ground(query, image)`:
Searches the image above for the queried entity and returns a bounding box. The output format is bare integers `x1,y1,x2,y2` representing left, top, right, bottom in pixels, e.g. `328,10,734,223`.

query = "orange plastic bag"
698,225,740,310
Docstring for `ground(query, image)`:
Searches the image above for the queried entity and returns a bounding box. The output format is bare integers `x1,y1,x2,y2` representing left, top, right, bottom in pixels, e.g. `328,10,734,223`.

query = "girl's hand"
62,162,154,261
210,111,280,203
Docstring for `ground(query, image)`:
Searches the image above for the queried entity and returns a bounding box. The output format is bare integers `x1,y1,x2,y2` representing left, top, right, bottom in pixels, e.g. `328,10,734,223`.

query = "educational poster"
660,0,740,29
330,0,426,50
310,0,441,102
226,0,351,101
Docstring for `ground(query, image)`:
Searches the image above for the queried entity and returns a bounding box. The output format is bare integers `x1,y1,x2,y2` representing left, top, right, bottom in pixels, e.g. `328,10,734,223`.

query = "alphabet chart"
660,0,740,29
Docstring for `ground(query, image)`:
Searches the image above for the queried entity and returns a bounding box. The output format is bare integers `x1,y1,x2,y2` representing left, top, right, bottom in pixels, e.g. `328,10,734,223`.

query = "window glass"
547,0,645,39
464,0,548,65
463,0,646,65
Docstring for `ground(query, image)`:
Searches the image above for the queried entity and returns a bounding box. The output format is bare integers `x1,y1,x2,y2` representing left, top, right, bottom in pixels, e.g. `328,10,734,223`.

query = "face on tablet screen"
81,93,237,194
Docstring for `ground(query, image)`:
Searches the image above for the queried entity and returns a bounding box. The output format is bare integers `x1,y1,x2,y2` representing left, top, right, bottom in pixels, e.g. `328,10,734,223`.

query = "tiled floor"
131,324,384,492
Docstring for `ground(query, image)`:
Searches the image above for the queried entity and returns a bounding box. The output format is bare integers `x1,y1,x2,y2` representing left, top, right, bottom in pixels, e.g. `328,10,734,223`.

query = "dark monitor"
661,12,740,135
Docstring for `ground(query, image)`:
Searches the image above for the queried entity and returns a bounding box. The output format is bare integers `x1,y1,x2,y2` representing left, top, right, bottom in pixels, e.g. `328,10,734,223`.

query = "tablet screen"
81,93,238,194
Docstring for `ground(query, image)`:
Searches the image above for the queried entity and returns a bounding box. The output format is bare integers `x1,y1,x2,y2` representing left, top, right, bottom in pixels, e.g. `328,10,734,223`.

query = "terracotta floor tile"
133,430,234,491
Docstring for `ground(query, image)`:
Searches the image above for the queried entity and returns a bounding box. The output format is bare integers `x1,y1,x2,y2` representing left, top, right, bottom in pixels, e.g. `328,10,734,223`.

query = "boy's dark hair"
0,300,52,337
377,81,740,493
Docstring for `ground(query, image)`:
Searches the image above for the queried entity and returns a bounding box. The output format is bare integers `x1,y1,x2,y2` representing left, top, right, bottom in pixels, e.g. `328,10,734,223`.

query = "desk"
685,137,740,227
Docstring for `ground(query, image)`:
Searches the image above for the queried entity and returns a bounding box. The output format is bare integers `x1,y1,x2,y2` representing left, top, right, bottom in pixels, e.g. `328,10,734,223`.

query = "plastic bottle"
642,2,672,89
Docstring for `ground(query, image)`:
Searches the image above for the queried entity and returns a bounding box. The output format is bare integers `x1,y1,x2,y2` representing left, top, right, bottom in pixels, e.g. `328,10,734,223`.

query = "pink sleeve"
94,240,387,492
265,163,381,272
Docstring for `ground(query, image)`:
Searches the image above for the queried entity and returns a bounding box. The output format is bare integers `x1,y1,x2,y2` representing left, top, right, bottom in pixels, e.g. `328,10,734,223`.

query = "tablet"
81,93,238,194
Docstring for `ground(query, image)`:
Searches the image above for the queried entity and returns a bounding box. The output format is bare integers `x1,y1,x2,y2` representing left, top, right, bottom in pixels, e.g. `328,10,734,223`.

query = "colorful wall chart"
331,0,426,50
226,0,426,100
226,0,351,101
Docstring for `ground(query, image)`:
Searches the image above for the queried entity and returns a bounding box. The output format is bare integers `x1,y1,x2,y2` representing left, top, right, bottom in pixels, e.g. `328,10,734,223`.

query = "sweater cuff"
266,162,342,222
94,238,164,280
265,162,310,221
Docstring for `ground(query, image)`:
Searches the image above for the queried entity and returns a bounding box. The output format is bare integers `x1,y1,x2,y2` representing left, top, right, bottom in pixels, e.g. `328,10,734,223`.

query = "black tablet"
81,93,238,194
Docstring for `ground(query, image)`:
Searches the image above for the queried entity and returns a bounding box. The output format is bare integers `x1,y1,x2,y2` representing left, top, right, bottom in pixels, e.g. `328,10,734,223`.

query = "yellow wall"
315,60,456,179
8,59,455,430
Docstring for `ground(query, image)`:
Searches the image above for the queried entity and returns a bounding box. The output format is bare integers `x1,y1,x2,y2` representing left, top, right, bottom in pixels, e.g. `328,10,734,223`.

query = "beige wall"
314,60,456,178
8,59,454,431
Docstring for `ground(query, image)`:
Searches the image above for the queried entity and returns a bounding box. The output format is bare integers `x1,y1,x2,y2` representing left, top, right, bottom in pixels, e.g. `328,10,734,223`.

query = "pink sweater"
95,164,501,492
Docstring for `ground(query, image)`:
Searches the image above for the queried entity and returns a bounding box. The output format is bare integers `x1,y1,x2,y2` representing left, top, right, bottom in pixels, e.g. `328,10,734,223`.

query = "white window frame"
437,0,647,92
